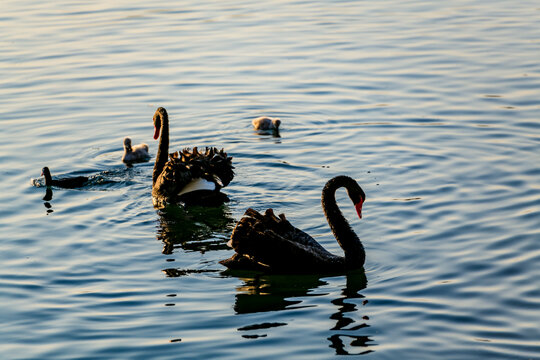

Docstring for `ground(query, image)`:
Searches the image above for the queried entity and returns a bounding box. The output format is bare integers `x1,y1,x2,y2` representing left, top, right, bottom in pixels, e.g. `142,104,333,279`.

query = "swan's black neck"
42,167,53,187
321,176,365,269
153,109,169,186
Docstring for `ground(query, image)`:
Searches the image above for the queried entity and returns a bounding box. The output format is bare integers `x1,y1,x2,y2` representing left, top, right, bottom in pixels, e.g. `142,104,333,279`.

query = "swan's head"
326,175,366,219
272,118,281,129
41,166,53,186
350,184,366,219
354,196,365,219
123,137,132,149
41,167,50,177
153,107,168,140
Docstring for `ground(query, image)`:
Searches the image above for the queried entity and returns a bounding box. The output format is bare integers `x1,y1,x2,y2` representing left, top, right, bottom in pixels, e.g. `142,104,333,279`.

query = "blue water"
1,1,539,359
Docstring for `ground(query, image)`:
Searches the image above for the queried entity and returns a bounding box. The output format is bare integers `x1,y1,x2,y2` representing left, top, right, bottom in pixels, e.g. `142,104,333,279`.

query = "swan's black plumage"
41,167,88,189
151,107,234,207
220,175,366,273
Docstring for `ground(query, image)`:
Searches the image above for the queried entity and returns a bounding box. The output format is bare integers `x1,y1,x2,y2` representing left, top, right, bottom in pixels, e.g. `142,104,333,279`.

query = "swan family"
41,107,367,274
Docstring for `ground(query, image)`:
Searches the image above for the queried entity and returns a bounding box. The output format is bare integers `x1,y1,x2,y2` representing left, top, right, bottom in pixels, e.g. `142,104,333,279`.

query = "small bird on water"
122,137,150,163
252,116,281,131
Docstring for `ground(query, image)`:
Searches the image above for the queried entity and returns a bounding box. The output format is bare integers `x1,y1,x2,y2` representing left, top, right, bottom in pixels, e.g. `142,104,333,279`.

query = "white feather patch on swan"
177,178,216,196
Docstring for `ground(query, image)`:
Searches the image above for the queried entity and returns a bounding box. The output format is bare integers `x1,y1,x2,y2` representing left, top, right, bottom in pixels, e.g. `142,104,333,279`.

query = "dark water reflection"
42,187,53,201
253,128,281,139
156,205,236,255
232,271,373,356
42,188,54,214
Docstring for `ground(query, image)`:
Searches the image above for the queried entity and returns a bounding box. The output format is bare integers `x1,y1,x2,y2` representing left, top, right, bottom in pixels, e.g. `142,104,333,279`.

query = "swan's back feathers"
152,146,234,204
51,176,88,189
152,156,193,201
230,208,324,251
169,146,234,185
223,208,341,273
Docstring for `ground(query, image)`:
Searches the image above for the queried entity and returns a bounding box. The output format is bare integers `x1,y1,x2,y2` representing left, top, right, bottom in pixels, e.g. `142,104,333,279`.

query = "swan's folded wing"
232,225,342,273
233,208,332,255
152,159,193,201
228,208,340,272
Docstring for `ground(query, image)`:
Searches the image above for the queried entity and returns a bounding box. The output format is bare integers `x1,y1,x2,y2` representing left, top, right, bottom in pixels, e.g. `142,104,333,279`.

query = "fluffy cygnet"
122,137,150,163
252,116,281,130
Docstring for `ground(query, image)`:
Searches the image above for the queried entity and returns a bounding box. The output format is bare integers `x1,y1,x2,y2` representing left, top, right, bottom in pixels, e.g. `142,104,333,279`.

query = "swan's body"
122,137,150,163
41,167,88,189
252,116,281,130
220,176,366,273
151,107,235,207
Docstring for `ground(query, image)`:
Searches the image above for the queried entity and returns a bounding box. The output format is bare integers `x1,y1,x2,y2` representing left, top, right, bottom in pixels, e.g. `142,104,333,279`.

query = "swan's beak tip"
355,201,363,219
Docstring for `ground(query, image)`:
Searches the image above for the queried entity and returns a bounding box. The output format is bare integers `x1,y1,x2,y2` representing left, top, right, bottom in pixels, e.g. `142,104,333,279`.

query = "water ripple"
1,0,539,359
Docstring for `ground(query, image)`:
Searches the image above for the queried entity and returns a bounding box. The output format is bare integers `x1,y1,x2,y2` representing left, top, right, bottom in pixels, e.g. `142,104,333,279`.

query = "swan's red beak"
153,125,160,140
355,198,364,219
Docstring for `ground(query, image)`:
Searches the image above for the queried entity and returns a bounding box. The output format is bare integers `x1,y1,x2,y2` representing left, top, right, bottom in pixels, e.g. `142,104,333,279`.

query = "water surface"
1,1,539,359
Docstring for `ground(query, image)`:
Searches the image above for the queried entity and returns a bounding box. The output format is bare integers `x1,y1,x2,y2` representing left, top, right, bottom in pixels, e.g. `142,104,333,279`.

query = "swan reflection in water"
43,188,54,214
231,271,374,355
156,204,236,256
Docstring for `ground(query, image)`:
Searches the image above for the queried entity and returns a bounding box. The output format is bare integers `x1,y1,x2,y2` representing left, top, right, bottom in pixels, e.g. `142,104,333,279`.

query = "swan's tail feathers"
208,147,234,187
230,208,291,253
243,208,263,219
229,209,259,251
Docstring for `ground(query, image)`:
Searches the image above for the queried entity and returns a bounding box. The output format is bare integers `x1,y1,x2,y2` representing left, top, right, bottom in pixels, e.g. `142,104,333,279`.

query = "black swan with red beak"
151,107,235,208
220,175,366,273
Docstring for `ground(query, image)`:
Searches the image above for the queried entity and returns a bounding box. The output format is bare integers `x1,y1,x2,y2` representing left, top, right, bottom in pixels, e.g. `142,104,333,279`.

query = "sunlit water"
1,0,539,359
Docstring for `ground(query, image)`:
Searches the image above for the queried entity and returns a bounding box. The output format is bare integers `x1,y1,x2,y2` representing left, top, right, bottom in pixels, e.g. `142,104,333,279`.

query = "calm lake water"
1,0,539,359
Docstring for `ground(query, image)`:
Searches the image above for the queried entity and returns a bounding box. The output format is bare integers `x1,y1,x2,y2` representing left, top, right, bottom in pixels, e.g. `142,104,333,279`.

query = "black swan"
122,137,150,163
151,107,235,207
41,167,89,189
252,116,281,130
220,175,366,273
